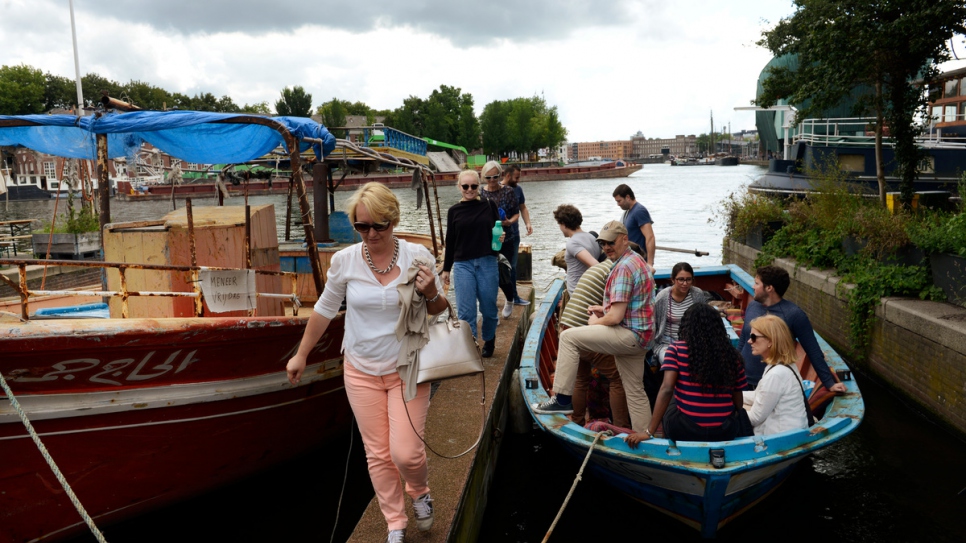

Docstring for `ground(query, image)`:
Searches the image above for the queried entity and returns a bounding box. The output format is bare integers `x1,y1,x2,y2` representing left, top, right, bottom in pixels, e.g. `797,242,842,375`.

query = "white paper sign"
199,269,256,312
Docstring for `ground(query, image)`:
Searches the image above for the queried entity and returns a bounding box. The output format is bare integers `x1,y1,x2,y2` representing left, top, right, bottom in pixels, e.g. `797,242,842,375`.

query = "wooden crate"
104,205,285,318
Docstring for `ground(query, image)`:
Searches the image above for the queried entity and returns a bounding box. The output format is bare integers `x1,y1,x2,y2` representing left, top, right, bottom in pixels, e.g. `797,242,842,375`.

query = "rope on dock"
541,431,607,543
0,370,108,543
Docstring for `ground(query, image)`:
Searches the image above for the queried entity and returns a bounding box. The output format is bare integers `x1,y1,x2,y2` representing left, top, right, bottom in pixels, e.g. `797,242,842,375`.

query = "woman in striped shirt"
626,303,748,445
648,262,709,365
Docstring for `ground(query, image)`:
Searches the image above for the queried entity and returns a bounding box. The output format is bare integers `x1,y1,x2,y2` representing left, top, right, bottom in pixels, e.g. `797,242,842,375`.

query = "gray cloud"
69,0,642,46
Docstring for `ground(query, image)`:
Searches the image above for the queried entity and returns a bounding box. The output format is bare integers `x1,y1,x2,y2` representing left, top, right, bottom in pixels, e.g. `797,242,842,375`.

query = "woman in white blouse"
743,315,809,436
286,183,448,543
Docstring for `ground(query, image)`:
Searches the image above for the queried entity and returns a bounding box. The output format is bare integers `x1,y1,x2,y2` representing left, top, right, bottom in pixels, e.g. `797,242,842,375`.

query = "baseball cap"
597,220,628,242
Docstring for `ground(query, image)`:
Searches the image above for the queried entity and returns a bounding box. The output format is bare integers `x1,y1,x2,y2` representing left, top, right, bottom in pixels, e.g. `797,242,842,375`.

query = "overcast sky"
4,0,966,142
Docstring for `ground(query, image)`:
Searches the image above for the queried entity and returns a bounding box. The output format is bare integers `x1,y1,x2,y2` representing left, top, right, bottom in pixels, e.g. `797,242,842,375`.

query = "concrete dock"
347,286,533,543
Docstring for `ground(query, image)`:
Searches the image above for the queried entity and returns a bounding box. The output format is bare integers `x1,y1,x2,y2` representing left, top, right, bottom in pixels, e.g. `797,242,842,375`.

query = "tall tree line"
0,64,568,157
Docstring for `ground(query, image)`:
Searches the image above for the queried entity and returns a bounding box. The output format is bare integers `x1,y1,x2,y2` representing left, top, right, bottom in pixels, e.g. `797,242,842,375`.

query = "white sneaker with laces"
502,301,513,318
386,528,405,543
413,493,434,532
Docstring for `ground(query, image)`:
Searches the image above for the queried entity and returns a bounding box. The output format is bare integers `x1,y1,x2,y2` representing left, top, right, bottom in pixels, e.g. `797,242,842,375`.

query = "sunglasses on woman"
353,221,391,233
460,184,479,190
483,175,500,181
748,332,768,343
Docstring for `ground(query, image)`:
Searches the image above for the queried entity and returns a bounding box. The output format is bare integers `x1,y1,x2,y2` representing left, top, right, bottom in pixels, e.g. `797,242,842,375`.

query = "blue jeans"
452,256,499,341
499,232,520,302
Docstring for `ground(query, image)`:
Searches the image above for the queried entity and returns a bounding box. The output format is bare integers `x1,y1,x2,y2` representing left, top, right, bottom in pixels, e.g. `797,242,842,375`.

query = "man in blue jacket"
740,265,847,393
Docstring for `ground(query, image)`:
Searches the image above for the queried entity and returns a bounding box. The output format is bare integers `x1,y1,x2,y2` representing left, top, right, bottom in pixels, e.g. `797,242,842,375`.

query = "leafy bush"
713,186,786,240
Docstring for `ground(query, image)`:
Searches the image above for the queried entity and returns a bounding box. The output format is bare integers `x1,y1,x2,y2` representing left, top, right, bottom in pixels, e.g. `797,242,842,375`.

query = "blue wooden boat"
519,264,865,537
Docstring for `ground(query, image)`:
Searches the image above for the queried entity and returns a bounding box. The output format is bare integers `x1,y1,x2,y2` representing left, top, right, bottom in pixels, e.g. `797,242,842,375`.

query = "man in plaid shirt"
534,220,655,432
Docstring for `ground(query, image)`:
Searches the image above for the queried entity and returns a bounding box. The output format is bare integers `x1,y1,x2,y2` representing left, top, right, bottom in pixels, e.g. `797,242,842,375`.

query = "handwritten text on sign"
200,269,256,312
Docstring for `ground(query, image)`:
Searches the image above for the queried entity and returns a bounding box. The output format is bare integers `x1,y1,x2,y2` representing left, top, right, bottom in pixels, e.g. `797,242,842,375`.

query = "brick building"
631,134,698,157
569,140,634,161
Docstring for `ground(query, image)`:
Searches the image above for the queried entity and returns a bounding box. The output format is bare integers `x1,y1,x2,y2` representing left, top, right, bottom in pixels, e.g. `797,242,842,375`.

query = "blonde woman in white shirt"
286,183,448,543
743,315,809,436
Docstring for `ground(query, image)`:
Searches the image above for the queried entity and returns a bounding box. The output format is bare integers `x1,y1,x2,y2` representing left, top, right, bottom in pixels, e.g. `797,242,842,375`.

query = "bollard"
517,243,532,282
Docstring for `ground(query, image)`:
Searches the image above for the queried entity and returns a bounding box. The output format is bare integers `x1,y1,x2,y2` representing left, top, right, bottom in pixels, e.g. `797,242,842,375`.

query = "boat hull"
520,267,864,537
1,316,351,543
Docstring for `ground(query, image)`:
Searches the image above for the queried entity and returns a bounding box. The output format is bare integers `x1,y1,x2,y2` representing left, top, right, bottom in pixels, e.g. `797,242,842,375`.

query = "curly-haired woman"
625,303,748,445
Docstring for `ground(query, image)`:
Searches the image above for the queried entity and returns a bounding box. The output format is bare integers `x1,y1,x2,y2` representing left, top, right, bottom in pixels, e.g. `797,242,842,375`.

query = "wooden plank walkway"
347,286,532,543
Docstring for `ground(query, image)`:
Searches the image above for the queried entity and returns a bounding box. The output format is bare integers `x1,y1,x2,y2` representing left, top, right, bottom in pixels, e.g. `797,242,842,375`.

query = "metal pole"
69,0,85,116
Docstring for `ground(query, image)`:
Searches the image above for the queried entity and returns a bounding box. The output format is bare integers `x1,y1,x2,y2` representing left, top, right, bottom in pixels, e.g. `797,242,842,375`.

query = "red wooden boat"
0,310,350,543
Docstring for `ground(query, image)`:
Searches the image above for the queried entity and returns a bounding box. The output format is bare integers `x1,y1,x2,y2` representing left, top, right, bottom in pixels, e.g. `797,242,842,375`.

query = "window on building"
944,104,958,123
28,162,35,173
960,77,966,96
946,79,959,98
43,161,56,179
49,181,60,189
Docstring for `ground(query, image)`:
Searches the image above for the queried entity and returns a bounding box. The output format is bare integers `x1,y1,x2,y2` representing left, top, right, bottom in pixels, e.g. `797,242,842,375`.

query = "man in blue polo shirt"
613,184,655,266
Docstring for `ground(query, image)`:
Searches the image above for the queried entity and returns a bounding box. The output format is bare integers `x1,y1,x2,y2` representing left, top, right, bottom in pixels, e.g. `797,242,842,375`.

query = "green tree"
216,95,241,113
480,100,510,156
81,72,121,107
190,92,219,111
317,97,348,138
757,0,966,207
275,85,313,117
0,64,46,114
44,72,77,111
384,96,424,136
123,80,171,110
242,101,271,114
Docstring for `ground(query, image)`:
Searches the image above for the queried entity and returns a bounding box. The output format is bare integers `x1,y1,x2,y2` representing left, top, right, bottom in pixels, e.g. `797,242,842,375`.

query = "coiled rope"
541,431,608,543
0,370,108,542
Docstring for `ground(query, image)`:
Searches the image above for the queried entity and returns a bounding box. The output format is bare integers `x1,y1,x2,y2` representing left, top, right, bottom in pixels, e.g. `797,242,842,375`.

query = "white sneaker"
413,493,434,532
386,528,405,543
502,302,513,318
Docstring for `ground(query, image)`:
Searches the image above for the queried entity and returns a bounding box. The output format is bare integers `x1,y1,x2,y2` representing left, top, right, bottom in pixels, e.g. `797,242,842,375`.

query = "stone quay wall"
724,240,966,437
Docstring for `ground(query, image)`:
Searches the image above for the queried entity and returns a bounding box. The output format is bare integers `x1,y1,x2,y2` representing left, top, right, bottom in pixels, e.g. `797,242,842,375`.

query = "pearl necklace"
364,236,399,274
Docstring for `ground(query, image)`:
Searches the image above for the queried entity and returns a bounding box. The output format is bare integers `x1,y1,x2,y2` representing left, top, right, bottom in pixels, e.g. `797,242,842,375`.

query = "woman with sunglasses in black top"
441,169,503,358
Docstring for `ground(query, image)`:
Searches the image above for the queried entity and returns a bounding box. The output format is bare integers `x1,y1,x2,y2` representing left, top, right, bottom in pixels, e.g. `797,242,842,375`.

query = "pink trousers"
343,358,431,530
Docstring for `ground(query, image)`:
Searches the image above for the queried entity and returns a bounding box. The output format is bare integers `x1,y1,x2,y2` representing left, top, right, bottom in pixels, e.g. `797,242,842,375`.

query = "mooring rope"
0,370,108,542
541,431,608,543
329,415,355,543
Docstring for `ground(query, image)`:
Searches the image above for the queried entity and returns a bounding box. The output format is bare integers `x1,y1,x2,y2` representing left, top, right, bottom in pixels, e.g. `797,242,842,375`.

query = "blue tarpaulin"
0,111,336,163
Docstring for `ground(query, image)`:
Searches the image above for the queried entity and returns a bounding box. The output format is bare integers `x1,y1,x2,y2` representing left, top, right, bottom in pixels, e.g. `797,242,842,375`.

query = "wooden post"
285,179,293,241
289,142,324,295
420,169,438,256
186,198,197,267
96,133,110,291
313,163,330,242
245,204,252,269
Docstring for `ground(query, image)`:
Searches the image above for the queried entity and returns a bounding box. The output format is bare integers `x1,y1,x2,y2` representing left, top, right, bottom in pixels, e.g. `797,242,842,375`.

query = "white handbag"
404,299,486,459
416,299,484,383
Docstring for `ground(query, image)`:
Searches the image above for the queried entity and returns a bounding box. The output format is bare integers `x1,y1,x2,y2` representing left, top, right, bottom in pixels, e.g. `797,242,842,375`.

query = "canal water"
4,164,965,541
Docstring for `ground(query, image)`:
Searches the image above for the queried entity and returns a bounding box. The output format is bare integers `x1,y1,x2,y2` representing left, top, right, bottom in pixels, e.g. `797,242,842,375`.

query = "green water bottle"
491,220,503,251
